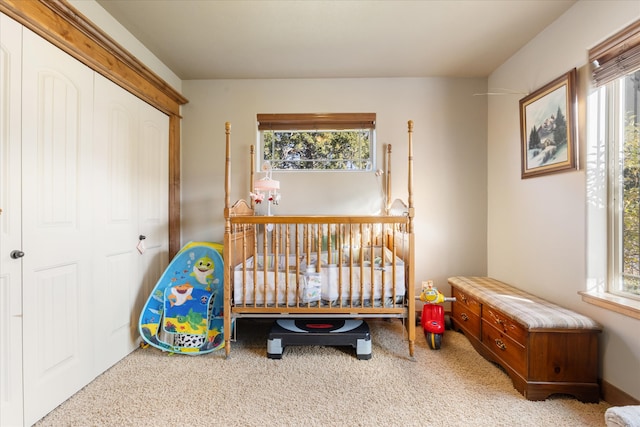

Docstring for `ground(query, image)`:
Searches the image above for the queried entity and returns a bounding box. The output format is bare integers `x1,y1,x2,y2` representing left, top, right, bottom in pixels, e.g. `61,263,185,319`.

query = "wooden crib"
222,121,416,357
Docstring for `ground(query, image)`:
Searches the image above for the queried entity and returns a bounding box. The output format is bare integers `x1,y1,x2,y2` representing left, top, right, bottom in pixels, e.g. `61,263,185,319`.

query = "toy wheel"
444,314,453,330
426,332,442,350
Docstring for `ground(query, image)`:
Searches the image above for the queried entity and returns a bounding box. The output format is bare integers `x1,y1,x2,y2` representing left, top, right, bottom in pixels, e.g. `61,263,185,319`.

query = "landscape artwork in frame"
519,68,577,179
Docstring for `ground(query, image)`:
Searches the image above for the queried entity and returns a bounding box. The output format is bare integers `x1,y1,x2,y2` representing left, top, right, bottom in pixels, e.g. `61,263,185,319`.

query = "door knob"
10,250,25,259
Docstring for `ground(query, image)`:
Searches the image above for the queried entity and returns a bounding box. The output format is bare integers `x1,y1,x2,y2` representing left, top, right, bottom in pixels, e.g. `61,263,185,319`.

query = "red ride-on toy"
419,281,456,350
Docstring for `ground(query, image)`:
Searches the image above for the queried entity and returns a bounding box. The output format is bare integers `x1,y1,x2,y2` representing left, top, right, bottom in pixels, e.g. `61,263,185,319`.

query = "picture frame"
519,68,577,179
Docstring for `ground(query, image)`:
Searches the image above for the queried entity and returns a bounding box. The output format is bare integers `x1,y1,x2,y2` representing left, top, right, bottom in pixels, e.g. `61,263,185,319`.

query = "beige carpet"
36,319,609,426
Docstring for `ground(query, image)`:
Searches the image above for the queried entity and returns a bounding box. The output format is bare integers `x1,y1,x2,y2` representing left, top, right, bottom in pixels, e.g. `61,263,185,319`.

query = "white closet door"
92,74,141,371
0,14,24,427
136,95,169,325
93,74,168,371
21,27,95,426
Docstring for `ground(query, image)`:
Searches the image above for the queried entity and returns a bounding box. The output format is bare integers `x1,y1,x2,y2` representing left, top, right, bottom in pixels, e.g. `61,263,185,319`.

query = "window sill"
580,291,640,320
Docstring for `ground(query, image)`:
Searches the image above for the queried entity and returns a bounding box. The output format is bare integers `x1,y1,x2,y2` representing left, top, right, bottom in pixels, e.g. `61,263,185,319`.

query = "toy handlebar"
418,282,456,305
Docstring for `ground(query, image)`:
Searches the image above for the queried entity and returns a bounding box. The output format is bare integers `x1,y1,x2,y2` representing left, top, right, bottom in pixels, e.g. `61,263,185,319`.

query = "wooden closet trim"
0,0,186,257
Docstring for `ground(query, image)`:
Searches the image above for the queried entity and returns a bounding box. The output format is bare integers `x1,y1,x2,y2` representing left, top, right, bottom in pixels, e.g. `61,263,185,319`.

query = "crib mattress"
233,251,405,306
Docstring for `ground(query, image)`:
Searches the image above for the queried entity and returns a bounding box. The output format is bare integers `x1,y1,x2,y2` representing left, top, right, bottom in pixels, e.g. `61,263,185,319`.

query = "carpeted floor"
35,318,609,426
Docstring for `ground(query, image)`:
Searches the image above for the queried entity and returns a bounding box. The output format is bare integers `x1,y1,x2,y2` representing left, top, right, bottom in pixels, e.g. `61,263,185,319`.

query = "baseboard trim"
602,379,640,406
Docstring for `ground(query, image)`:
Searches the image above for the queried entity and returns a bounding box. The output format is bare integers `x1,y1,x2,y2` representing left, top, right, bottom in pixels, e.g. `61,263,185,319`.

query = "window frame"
605,77,640,300
582,19,640,319
256,113,376,172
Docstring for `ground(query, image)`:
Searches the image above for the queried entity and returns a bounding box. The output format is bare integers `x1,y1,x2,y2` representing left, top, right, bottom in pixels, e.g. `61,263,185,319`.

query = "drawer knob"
461,313,469,321
494,338,506,351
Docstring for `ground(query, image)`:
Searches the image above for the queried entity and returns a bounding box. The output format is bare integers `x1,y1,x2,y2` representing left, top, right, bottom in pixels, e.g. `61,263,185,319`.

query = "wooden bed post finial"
407,120,414,222
225,122,231,212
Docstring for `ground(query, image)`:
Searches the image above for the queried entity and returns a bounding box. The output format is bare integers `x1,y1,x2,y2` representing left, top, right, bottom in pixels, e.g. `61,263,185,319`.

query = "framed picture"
519,68,577,179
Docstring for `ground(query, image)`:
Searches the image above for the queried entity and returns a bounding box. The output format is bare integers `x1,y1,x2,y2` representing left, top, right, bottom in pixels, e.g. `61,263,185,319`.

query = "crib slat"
350,224,362,307
305,223,311,272
276,224,281,307
316,224,321,272
380,223,385,306
369,224,375,307
390,226,396,307
294,224,300,308
335,224,342,309
241,225,247,306
284,224,290,307
359,223,364,308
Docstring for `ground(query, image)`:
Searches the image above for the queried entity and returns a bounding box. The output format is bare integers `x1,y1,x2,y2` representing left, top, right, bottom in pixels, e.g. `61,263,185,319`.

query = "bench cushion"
605,406,640,427
448,276,601,331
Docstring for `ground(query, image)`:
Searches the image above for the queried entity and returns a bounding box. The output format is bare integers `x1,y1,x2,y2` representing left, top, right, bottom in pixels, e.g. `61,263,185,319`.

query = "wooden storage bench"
448,276,602,402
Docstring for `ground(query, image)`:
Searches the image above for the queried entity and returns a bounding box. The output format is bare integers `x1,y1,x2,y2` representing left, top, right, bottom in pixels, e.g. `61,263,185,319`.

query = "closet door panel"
0,14,24,427
93,75,169,371
21,27,95,426
137,102,169,313
93,74,141,371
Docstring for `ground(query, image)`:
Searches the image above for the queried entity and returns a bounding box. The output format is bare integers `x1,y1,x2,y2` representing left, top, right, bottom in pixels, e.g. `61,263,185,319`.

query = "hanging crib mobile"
250,161,281,216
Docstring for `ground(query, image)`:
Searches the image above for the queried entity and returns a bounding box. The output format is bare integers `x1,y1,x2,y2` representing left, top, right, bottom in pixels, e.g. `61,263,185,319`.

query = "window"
595,71,640,298
585,19,640,317
257,113,375,171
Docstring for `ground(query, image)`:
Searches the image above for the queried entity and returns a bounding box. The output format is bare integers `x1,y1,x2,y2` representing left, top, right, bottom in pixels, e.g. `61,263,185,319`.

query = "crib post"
386,144,392,214
224,122,232,358
250,145,255,209
406,120,416,357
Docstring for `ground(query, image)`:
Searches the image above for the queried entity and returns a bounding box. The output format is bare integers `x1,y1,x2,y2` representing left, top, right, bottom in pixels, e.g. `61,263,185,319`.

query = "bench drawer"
452,304,481,340
482,319,526,375
484,307,527,346
452,287,481,316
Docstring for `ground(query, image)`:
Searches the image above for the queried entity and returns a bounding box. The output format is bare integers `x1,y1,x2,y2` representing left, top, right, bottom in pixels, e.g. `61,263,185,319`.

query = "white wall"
181,77,488,294
488,0,640,400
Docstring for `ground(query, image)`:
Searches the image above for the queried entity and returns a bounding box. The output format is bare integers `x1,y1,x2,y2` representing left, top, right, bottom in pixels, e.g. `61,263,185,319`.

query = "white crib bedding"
233,247,405,306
